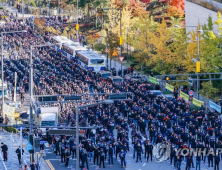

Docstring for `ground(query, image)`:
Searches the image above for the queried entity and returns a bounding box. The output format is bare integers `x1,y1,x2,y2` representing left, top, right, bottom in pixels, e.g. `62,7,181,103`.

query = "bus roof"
52,36,69,42
77,50,104,59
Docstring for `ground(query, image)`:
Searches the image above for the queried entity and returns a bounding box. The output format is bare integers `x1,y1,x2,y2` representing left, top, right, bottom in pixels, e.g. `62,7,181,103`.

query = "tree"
105,31,120,68
200,15,221,73
199,81,219,111
146,19,172,74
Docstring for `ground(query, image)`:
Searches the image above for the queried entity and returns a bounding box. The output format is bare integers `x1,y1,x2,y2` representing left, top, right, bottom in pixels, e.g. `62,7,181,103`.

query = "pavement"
0,130,50,170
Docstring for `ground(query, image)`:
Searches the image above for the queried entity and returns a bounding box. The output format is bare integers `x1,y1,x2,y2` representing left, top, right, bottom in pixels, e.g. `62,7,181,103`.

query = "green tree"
199,81,219,111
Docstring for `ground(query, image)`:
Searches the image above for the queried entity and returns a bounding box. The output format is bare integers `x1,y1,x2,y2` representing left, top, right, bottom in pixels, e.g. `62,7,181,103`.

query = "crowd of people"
0,12,222,170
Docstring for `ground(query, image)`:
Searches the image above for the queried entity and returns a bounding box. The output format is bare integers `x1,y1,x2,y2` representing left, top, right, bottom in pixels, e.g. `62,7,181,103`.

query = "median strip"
46,160,55,170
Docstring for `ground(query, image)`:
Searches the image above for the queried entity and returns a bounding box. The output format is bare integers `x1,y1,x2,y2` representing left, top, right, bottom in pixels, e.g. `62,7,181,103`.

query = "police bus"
62,43,88,59
76,50,106,72
50,36,74,50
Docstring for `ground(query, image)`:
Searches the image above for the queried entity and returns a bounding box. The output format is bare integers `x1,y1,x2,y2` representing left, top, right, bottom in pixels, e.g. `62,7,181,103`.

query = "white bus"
50,36,74,50
62,43,88,59
76,50,106,72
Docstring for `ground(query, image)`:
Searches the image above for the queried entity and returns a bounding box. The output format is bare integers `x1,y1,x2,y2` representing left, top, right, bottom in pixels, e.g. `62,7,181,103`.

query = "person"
93,145,99,165
65,148,70,167
0,115,4,131
1,142,8,161
136,143,143,162
196,151,201,170
30,161,38,170
99,148,105,168
81,150,89,169
146,140,153,162
61,144,66,163
16,146,24,165
214,152,220,170
108,144,114,165
119,148,126,168
185,155,192,170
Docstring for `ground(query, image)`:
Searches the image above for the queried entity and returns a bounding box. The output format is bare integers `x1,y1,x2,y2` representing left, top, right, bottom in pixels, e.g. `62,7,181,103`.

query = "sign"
3,103,16,124
165,83,174,92
76,38,79,42
179,91,189,101
105,48,109,53
25,142,33,150
76,24,79,31
192,97,204,107
188,90,194,96
40,141,47,144
119,56,125,62
196,61,200,73
88,34,93,38
209,100,221,113
149,76,159,85
120,36,123,45
13,113,20,118
95,34,100,38
112,51,118,56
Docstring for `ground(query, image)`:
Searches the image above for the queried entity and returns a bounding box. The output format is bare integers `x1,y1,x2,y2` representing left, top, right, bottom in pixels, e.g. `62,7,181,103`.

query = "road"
185,0,218,33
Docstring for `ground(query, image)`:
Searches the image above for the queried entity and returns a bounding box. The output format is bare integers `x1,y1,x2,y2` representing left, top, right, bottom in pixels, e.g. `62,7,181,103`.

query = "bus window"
90,59,104,64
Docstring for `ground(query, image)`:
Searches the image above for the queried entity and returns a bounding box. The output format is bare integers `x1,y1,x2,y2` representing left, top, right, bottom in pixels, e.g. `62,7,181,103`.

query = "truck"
34,107,59,135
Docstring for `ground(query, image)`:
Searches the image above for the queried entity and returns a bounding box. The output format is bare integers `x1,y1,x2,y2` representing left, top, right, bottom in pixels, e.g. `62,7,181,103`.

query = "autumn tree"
146,19,172,74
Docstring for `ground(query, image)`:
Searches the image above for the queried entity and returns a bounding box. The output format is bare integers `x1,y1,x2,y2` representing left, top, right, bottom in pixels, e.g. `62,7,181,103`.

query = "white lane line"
24,160,30,170
142,163,146,166
0,153,8,170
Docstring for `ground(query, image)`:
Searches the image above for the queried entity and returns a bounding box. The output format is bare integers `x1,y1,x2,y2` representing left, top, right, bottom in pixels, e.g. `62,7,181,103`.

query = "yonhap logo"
153,142,171,163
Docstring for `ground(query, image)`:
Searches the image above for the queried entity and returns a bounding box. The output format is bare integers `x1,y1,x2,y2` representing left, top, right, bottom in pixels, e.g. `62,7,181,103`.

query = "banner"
180,91,189,101
3,103,15,125
149,76,159,85
209,100,221,113
165,83,174,92
192,98,204,107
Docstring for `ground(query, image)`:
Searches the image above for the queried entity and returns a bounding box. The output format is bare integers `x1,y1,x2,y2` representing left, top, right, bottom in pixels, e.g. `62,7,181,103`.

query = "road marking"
0,153,8,170
24,160,30,170
142,163,146,166
46,160,55,170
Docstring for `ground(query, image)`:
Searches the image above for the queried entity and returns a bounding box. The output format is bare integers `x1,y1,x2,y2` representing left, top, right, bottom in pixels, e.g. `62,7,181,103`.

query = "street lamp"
76,100,114,170
103,8,123,77
174,25,200,99
1,30,27,117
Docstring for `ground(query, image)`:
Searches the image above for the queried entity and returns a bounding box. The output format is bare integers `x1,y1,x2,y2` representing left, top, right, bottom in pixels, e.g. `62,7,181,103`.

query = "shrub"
3,127,16,133
94,44,106,54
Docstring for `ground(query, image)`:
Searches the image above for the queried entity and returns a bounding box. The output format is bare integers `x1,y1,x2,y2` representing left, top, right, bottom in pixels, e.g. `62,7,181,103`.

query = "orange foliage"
129,0,148,17
111,0,127,9
167,6,185,18
169,0,185,10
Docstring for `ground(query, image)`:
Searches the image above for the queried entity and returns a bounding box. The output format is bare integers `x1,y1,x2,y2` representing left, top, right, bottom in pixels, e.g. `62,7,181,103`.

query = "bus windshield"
41,121,55,126
90,59,104,64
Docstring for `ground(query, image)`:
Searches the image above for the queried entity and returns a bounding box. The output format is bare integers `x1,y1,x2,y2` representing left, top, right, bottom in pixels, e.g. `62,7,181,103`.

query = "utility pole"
120,9,123,77
106,43,108,70
22,0,24,21
197,27,200,100
76,0,79,39
58,0,60,16
75,106,79,170
127,28,129,63
29,46,34,162
1,32,4,118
